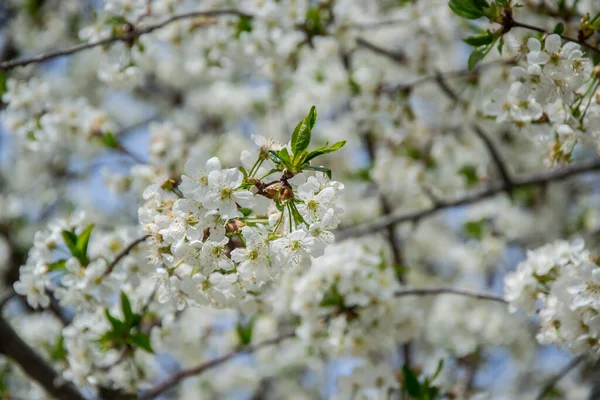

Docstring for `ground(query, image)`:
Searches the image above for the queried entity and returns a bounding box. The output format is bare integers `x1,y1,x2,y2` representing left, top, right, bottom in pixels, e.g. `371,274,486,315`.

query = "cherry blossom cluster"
287,239,421,355
485,34,595,164
505,239,600,356
139,107,345,310
1,77,117,155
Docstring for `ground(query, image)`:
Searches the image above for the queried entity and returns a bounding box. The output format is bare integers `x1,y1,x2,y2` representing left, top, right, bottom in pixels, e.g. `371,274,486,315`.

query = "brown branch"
0,9,252,70
336,157,600,240
535,355,585,400
0,314,86,400
511,20,600,54
139,331,295,400
355,37,406,63
103,235,149,277
433,72,514,189
380,59,516,94
395,288,506,303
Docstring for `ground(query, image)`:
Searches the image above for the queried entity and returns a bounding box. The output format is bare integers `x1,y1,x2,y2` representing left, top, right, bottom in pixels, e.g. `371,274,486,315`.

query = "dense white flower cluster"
485,34,596,163
140,116,345,310
505,239,600,356
289,239,421,355
1,78,117,155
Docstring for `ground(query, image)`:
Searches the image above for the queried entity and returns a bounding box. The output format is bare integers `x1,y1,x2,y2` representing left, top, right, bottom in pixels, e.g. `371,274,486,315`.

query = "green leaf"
302,165,332,179
0,71,7,100
268,150,282,164
129,332,154,353
48,335,67,362
278,147,291,164
61,230,79,256
319,284,344,307
448,0,488,19
393,264,409,276
102,132,120,149
120,292,135,326
458,164,479,186
431,359,444,381
402,364,421,397
47,259,67,271
467,38,497,70
235,15,253,38
464,219,486,240
553,22,565,35
105,309,124,333
497,34,505,55
76,224,94,262
240,208,253,217
304,141,346,163
291,106,317,155
463,31,494,46
236,322,253,345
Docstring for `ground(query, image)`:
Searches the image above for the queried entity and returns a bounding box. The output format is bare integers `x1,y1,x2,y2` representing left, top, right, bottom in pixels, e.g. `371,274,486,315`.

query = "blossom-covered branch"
535,356,586,400
337,157,600,240
395,288,506,304
0,9,252,70
139,331,296,400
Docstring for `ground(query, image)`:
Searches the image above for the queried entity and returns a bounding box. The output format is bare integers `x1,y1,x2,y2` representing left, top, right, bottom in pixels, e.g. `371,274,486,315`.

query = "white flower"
203,168,254,219
13,272,50,309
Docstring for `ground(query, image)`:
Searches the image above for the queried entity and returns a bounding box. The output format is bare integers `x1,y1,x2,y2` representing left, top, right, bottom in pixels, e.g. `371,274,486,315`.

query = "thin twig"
434,72,514,189
380,59,516,94
356,37,406,63
395,288,507,303
336,157,600,240
0,9,252,70
139,331,295,400
511,20,600,54
535,355,585,400
103,235,149,277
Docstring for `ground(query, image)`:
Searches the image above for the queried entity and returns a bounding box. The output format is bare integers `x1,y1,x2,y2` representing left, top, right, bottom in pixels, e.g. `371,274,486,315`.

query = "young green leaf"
236,322,254,345
448,0,488,19
120,292,135,326
279,147,291,164
268,150,282,164
76,224,94,263
463,31,495,46
129,332,154,353
304,140,346,163
47,259,67,271
402,364,421,397
105,309,124,333
431,359,444,381
553,22,565,35
61,230,79,257
467,38,497,70
102,132,120,149
291,106,317,155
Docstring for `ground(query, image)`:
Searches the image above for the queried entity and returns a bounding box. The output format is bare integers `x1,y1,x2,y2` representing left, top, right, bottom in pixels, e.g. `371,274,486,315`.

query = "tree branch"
433,72,514,189
0,314,86,400
0,9,252,70
535,355,585,400
139,331,295,400
511,20,600,54
380,59,516,94
395,288,506,303
337,157,600,240
103,235,149,277
355,37,406,63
